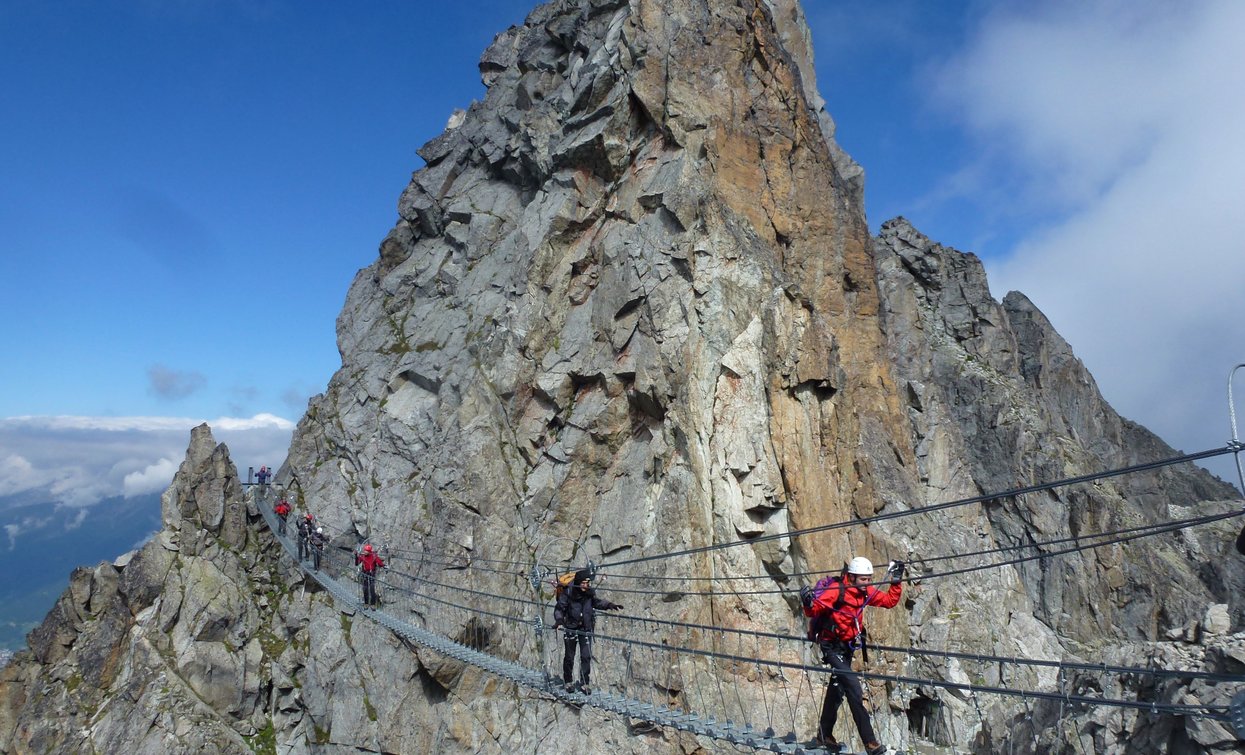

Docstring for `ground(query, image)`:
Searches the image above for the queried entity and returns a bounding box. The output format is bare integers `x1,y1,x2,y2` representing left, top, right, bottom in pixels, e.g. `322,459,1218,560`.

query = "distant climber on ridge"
801,556,905,755
553,569,622,695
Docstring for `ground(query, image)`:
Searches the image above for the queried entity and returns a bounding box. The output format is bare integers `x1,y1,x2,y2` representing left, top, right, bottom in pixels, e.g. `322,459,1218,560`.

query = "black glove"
800,585,814,609
611,604,624,611
889,560,906,582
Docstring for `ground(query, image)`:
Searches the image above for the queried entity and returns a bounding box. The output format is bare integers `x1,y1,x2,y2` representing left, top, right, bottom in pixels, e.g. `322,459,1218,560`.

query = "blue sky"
1,0,1242,511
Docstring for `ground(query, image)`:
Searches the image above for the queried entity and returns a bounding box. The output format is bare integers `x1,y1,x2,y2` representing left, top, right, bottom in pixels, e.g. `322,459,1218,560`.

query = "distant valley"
0,491,162,652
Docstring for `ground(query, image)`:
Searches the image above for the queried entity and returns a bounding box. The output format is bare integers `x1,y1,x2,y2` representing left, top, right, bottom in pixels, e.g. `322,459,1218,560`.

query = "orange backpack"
553,571,577,599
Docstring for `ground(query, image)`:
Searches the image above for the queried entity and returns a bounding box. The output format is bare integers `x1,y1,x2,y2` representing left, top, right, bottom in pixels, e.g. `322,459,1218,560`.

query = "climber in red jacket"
801,556,905,755
273,498,290,535
355,543,387,607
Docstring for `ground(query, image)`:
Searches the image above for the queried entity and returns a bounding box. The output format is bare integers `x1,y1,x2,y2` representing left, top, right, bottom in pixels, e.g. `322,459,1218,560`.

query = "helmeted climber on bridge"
297,513,315,561
273,497,291,535
553,569,622,695
800,556,905,755
309,526,328,571
356,543,387,607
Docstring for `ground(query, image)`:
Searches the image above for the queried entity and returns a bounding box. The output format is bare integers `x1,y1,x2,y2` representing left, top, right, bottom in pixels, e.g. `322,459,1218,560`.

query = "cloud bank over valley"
0,414,295,523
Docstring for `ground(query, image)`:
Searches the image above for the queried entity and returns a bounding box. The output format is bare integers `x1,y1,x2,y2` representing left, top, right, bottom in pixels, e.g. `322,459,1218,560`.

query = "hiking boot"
865,743,886,755
577,684,592,695
812,735,842,753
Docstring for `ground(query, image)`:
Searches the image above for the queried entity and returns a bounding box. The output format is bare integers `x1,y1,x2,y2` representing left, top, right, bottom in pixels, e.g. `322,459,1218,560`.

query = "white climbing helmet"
846,556,875,576
316,527,323,534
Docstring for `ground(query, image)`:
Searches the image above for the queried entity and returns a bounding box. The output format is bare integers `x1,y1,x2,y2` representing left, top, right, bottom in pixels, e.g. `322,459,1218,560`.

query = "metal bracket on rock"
1232,689,1245,741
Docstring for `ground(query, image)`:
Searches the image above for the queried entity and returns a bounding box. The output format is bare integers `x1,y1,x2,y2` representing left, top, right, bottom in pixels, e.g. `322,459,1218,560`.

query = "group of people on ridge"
274,496,387,605
273,496,330,571
268,481,901,751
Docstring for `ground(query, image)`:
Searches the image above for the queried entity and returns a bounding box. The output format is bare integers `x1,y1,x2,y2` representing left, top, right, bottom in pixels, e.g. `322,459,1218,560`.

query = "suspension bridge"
251,435,1245,752
250,369,1245,751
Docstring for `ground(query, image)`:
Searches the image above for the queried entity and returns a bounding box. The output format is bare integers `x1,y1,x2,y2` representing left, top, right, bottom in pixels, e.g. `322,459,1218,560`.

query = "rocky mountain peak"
0,423,280,752
2,2,1242,753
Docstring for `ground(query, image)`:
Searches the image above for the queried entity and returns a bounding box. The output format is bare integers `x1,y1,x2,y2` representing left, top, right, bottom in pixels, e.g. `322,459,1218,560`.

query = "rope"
597,611,1245,684
576,626,1228,719
587,508,1244,597
358,571,1234,721
600,445,1239,569
335,524,1245,685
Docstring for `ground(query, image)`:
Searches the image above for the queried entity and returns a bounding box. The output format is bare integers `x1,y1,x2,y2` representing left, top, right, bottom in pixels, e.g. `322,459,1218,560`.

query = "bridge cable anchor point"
1230,688,1245,740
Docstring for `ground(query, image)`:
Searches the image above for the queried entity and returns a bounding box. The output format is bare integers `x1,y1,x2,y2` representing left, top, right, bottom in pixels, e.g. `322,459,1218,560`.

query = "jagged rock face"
294,0,908,597
875,217,1242,636
873,217,1245,749
278,0,1245,749
0,425,268,754
3,1,1243,753
279,0,921,748
277,0,1242,749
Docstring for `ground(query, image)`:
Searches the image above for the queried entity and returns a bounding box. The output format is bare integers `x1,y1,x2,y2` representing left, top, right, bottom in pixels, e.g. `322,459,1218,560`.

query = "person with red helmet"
273,497,291,535
355,543,386,607
801,556,905,755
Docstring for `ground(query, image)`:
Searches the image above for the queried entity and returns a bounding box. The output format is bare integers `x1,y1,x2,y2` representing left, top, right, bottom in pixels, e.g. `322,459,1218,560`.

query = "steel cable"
599,445,1240,570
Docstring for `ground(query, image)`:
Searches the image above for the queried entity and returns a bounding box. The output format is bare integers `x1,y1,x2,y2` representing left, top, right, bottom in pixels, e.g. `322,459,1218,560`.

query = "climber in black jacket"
553,569,622,694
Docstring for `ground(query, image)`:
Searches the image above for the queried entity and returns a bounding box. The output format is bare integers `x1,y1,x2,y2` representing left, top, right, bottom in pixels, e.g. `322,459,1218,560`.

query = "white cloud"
63,507,89,531
211,413,295,432
123,458,179,497
930,0,1245,488
0,414,295,507
4,514,54,550
0,455,38,497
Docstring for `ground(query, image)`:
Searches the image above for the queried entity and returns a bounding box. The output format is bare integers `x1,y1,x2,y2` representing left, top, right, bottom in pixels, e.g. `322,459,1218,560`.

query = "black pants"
298,535,309,560
819,641,876,745
277,516,287,535
312,543,322,570
360,571,379,606
562,630,592,686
